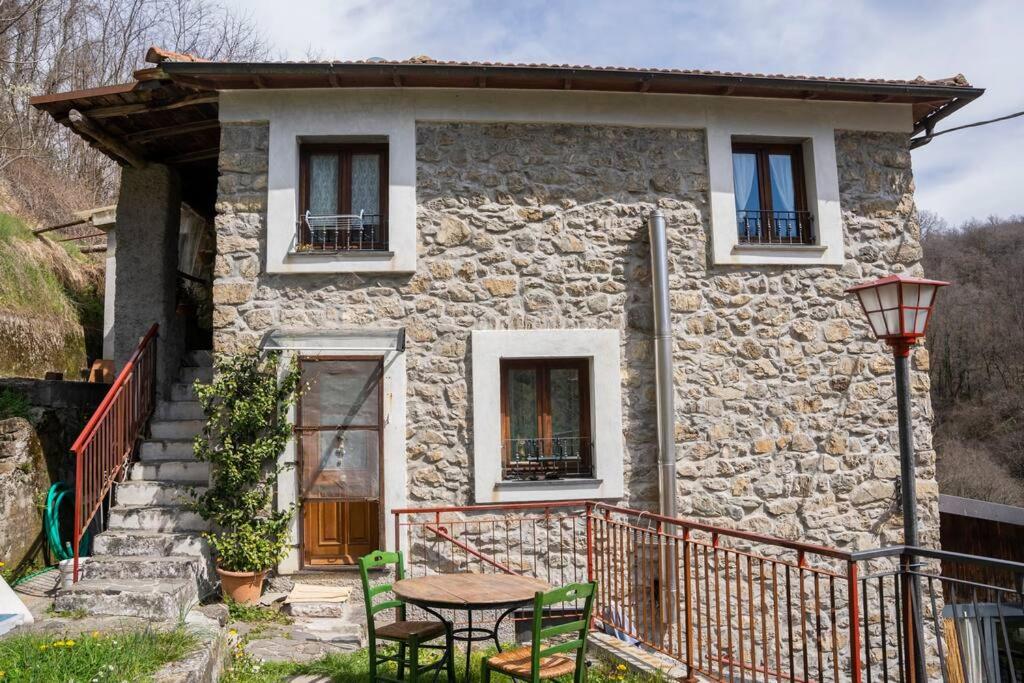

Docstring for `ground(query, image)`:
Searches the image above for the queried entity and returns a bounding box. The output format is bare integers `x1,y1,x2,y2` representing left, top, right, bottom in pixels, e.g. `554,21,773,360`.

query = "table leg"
464,610,473,682
492,605,519,653
418,604,456,683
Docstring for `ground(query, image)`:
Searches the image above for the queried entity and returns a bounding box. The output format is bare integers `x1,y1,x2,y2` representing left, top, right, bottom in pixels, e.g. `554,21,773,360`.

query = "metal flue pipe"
648,210,677,519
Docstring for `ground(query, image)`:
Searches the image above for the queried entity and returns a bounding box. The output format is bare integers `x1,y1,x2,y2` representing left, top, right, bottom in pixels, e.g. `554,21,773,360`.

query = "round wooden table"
393,572,550,683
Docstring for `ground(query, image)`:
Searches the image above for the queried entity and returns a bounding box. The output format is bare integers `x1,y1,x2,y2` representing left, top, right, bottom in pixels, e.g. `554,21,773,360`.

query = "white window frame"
708,126,844,266
471,329,624,503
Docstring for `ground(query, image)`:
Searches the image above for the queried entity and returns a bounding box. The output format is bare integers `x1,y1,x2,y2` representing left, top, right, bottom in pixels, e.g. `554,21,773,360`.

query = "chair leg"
398,642,406,680
408,639,420,683
480,658,491,683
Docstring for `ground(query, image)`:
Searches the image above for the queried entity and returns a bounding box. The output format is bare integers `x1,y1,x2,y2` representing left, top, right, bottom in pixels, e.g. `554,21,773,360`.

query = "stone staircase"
55,351,215,620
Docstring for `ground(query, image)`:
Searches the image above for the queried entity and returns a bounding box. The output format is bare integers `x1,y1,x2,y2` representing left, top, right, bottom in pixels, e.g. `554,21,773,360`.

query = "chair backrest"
528,581,597,676
359,549,406,635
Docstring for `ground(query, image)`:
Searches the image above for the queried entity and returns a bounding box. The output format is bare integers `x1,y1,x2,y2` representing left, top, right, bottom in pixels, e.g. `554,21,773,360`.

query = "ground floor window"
500,358,592,480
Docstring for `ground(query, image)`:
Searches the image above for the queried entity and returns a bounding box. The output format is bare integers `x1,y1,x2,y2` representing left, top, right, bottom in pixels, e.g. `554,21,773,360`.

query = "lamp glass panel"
868,311,887,337
857,288,881,313
878,282,899,310
903,309,917,335
914,308,929,334
918,284,936,308
902,283,920,307
883,309,900,336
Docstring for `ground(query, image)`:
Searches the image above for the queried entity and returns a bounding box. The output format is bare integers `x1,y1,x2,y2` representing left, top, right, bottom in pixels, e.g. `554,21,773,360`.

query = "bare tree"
0,0,269,222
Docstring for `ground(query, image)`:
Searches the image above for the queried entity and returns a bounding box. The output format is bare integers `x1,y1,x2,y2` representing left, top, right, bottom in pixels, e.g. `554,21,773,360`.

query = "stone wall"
213,120,936,552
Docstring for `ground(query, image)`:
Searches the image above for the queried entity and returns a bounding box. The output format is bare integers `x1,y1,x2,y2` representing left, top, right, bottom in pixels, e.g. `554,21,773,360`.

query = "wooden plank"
124,119,220,143
68,109,147,168
59,93,218,120
393,573,550,607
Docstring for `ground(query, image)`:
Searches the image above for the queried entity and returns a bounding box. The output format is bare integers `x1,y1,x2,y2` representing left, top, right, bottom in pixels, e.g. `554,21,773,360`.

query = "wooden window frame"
731,142,813,245
298,143,389,250
499,358,593,480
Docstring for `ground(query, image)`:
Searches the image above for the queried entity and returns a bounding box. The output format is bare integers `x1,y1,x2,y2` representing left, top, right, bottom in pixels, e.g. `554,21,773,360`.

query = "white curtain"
350,154,380,216
732,153,759,212
768,154,796,212
309,153,339,216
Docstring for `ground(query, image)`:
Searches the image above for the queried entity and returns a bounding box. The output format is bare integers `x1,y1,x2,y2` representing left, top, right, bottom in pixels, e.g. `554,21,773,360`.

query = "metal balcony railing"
737,209,814,245
294,210,388,253
501,436,593,480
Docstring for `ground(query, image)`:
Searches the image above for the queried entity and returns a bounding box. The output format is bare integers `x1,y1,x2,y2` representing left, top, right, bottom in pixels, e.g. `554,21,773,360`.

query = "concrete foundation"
113,164,183,397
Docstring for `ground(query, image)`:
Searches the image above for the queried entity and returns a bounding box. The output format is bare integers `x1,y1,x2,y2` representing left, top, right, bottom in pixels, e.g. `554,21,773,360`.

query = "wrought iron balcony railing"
737,209,814,245
502,436,593,480
294,211,388,253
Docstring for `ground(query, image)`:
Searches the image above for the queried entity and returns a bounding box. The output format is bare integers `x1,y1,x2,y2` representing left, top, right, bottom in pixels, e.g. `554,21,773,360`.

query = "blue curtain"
732,153,760,212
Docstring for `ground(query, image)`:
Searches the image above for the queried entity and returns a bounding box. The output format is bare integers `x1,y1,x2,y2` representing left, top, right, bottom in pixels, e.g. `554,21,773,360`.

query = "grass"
220,643,662,683
0,628,198,683
226,598,294,626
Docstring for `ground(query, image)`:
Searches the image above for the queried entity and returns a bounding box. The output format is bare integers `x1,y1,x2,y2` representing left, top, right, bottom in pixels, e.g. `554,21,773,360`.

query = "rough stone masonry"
213,120,937,554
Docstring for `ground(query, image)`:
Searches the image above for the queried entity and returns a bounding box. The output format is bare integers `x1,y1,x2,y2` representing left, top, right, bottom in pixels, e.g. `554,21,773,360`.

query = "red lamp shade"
845,274,949,353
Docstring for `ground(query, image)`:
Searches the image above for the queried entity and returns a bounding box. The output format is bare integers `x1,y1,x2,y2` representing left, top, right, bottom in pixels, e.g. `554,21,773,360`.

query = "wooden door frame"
295,355,385,569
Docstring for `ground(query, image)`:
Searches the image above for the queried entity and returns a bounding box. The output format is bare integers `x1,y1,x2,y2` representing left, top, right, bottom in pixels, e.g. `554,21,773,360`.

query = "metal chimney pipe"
648,210,677,519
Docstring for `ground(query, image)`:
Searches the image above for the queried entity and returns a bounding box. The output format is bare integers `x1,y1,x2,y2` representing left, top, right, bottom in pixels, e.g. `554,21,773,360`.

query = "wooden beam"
64,93,218,120
57,232,106,242
477,75,487,87
80,245,108,254
68,109,147,168
720,85,736,95
563,77,573,90
33,218,87,235
125,119,220,143
639,77,653,92
392,70,403,87
164,147,219,165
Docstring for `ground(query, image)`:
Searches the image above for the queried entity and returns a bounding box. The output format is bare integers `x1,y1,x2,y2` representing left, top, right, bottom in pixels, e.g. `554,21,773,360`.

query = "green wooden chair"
359,550,450,682
480,581,597,682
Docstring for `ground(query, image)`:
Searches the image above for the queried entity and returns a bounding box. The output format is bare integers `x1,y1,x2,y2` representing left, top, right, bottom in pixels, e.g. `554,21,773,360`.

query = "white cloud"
224,0,1023,223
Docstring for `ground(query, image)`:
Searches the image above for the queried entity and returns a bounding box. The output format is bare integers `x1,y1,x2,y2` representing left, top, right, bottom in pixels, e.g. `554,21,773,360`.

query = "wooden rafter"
62,93,218,120
164,147,219,165
124,119,219,143
68,109,147,168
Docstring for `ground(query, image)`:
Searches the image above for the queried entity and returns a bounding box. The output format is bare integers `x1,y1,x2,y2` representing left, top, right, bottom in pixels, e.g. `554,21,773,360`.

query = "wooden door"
297,358,384,568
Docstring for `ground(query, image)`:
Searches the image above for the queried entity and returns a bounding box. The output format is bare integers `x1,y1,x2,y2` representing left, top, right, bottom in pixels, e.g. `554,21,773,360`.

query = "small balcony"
502,437,594,481
293,211,388,253
737,209,814,245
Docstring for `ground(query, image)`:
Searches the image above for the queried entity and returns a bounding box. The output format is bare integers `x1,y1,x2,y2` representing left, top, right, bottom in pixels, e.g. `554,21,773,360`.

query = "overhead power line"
915,109,1024,144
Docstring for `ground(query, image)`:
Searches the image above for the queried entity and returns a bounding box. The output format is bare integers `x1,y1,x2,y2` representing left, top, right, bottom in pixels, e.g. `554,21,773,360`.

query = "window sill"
495,478,603,490
288,250,395,258
732,243,827,254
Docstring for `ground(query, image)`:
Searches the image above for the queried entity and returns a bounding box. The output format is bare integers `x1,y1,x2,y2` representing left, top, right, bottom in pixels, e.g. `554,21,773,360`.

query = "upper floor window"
298,143,389,252
500,358,592,481
732,142,813,245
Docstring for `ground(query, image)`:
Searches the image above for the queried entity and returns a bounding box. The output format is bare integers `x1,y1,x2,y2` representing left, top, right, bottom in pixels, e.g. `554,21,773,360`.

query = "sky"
222,0,1024,226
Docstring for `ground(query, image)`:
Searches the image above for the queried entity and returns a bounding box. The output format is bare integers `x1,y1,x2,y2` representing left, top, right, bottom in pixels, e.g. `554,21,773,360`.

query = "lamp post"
846,274,948,683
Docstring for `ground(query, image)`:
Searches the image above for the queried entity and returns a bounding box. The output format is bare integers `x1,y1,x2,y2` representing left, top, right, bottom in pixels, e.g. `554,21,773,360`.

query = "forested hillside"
922,212,1024,506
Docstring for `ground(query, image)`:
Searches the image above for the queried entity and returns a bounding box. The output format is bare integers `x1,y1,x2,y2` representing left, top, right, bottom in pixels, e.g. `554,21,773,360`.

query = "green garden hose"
43,482,89,561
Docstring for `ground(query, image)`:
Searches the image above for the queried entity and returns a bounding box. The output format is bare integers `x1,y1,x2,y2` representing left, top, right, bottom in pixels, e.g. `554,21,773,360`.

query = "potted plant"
191,348,300,604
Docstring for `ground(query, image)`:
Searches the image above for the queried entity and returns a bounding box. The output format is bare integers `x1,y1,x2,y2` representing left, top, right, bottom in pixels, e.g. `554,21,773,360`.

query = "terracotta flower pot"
216,566,267,605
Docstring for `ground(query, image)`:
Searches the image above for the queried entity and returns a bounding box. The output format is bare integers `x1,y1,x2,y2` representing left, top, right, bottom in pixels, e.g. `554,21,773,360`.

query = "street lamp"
846,273,948,683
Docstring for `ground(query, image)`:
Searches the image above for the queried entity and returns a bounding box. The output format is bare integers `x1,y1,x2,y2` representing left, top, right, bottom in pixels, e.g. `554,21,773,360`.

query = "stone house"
32,48,981,580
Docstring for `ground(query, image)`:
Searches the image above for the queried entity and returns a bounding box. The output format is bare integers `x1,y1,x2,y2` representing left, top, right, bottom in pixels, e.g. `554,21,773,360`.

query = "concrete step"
130,459,209,484
171,382,199,402
79,555,202,583
108,505,210,532
55,578,198,620
155,400,204,421
179,366,212,384
184,350,213,367
93,530,209,558
116,480,203,507
141,439,195,461
150,420,204,441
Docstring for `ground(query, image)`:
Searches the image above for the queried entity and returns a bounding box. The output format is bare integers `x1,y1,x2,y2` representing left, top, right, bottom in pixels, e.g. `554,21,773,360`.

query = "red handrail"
70,323,158,582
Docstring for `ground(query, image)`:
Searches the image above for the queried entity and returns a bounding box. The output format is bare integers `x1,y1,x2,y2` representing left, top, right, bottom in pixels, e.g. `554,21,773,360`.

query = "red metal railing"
69,323,158,582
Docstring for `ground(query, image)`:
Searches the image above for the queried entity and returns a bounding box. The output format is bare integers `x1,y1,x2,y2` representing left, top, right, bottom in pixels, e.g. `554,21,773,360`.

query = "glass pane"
350,154,380,217
733,152,761,239
768,154,797,212
308,153,339,215
507,368,538,444
300,430,379,499
878,283,899,310
549,367,582,458
857,288,881,313
919,284,935,308
300,360,381,428
902,284,921,307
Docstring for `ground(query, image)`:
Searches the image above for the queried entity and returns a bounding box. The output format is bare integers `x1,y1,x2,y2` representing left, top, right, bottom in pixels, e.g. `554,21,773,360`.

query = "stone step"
150,420,204,441
184,350,213,368
93,530,209,558
179,366,212,385
141,439,195,461
130,459,209,484
108,505,210,532
116,480,203,507
55,578,198,620
79,555,202,583
171,382,199,402
155,400,205,421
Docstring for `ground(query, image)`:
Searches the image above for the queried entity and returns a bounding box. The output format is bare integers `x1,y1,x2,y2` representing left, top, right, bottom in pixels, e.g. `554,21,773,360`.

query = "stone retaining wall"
213,120,937,552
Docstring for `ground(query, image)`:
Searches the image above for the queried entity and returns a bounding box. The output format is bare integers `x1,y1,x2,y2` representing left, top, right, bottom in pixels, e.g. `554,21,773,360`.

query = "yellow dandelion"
39,644,48,651
228,629,238,637
66,639,76,647
617,663,627,671
92,631,101,638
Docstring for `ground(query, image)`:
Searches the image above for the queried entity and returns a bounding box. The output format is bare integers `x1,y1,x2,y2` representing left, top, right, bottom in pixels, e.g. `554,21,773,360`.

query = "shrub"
191,348,301,573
